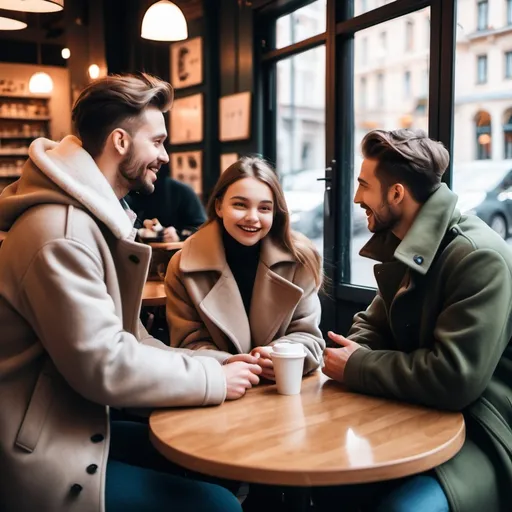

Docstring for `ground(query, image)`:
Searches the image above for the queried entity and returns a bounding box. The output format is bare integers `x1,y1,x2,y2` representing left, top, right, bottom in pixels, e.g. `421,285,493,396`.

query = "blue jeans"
313,474,449,512
105,420,241,512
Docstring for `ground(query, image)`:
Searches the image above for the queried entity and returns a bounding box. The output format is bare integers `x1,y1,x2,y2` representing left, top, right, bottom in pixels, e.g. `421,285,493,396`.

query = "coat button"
413,255,424,265
70,483,83,494
129,254,140,264
90,434,104,443
450,227,458,236
86,464,98,475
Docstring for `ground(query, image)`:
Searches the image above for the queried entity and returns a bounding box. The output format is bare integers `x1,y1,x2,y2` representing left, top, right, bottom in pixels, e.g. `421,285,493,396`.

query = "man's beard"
119,148,159,195
361,201,401,233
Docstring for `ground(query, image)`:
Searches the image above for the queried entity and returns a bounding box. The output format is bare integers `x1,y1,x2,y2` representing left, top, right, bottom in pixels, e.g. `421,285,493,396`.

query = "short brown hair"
361,129,450,203
72,73,173,158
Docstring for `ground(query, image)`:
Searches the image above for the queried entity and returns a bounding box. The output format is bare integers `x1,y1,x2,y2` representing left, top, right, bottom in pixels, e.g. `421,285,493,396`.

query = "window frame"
257,0,457,304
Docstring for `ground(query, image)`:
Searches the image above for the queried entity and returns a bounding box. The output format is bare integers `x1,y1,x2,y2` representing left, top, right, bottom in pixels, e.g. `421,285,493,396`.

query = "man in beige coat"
0,74,260,511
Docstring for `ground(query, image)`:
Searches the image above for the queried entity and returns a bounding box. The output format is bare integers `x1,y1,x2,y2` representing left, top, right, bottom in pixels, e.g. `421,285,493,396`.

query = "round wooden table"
142,281,166,307
150,372,465,487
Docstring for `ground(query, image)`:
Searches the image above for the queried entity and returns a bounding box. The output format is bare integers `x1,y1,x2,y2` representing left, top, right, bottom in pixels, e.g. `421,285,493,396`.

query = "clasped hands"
222,332,361,400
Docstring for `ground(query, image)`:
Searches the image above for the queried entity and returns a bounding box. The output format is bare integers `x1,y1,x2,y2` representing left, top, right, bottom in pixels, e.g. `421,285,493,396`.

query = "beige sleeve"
17,240,227,408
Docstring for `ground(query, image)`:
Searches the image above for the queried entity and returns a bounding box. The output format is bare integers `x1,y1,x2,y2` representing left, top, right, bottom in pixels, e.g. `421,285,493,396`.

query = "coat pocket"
468,398,512,456
15,358,55,453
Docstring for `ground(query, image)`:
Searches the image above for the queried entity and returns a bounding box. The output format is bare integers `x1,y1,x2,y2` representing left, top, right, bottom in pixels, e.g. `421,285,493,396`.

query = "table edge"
149,416,466,486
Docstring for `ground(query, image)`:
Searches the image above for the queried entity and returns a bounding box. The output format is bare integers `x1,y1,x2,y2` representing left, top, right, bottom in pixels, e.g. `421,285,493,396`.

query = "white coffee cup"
270,342,306,395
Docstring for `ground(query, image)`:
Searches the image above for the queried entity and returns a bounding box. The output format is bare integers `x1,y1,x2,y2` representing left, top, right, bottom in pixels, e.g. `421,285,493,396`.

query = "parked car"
455,166,512,240
281,169,367,240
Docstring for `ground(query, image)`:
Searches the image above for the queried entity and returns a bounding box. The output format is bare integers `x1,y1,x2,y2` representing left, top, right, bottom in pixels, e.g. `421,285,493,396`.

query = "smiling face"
118,107,169,195
353,158,402,233
215,177,275,246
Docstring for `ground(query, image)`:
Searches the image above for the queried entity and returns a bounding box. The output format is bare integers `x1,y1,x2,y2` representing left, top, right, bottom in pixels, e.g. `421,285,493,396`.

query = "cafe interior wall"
103,0,261,202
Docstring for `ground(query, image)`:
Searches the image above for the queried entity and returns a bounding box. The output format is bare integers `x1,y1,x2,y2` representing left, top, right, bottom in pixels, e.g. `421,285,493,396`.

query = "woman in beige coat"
166,157,325,381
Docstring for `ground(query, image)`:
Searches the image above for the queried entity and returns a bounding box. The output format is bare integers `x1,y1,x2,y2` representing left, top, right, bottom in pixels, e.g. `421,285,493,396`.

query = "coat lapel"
180,222,301,352
249,262,303,346
249,234,303,346
199,264,251,354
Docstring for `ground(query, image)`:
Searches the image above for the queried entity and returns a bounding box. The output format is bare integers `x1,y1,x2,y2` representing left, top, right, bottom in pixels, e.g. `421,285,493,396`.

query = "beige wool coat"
0,136,227,512
165,221,325,373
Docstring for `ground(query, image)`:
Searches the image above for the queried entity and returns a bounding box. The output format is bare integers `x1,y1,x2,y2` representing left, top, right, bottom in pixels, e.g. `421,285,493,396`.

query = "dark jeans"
312,473,449,512
105,420,242,512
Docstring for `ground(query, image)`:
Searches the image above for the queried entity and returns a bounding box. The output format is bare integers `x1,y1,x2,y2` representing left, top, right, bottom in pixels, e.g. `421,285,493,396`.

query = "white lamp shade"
29,72,54,94
0,16,27,30
0,0,63,13
88,64,100,80
141,0,188,42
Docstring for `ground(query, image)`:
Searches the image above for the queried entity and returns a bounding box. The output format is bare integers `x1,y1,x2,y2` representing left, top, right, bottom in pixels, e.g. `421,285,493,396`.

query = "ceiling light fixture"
61,47,70,59
0,16,27,30
0,0,63,13
29,72,53,94
141,0,188,42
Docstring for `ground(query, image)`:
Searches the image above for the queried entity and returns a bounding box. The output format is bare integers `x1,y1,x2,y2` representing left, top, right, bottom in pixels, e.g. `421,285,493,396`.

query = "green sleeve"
344,249,512,411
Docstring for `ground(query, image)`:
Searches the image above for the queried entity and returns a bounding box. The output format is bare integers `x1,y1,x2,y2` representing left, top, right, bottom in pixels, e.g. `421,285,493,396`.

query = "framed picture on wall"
171,37,203,89
171,150,202,195
220,153,239,173
219,91,251,142
170,93,203,144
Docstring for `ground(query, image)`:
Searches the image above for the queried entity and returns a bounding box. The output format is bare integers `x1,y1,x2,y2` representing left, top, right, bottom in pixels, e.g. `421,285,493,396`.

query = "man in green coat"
315,129,512,512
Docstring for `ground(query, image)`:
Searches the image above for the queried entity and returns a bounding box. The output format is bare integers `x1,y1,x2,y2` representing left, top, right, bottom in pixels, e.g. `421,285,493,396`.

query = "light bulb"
141,0,188,42
61,48,70,59
29,72,54,94
88,64,100,80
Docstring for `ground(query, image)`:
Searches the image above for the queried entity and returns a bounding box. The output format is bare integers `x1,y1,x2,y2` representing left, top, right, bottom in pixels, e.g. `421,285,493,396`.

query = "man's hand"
222,361,262,400
250,346,275,381
322,331,361,383
162,226,180,243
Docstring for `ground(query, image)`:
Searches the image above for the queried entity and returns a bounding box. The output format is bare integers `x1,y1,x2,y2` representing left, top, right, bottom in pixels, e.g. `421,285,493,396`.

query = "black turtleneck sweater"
222,228,261,315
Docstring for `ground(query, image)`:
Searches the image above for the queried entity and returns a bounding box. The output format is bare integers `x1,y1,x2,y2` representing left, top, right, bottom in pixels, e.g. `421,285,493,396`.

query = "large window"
276,0,327,49
351,8,431,287
261,0,512,302
275,7,326,254
453,0,512,241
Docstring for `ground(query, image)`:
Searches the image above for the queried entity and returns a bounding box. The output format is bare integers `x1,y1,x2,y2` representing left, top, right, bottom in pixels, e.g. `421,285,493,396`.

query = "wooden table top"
142,281,166,307
150,372,465,486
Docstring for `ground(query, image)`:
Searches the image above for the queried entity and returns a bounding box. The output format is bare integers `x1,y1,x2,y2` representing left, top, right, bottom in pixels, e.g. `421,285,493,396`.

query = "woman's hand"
250,346,275,381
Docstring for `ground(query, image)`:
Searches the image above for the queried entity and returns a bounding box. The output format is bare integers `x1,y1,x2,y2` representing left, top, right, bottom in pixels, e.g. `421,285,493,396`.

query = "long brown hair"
206,156,323,289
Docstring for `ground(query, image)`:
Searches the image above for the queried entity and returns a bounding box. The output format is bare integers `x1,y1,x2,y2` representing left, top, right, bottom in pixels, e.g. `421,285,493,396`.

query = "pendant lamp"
141,0,188,42
0,16,27,30
0,0,63,13
29,42,53,94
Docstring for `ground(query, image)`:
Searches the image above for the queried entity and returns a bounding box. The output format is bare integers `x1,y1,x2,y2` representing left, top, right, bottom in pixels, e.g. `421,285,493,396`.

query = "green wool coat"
345,184,512,512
